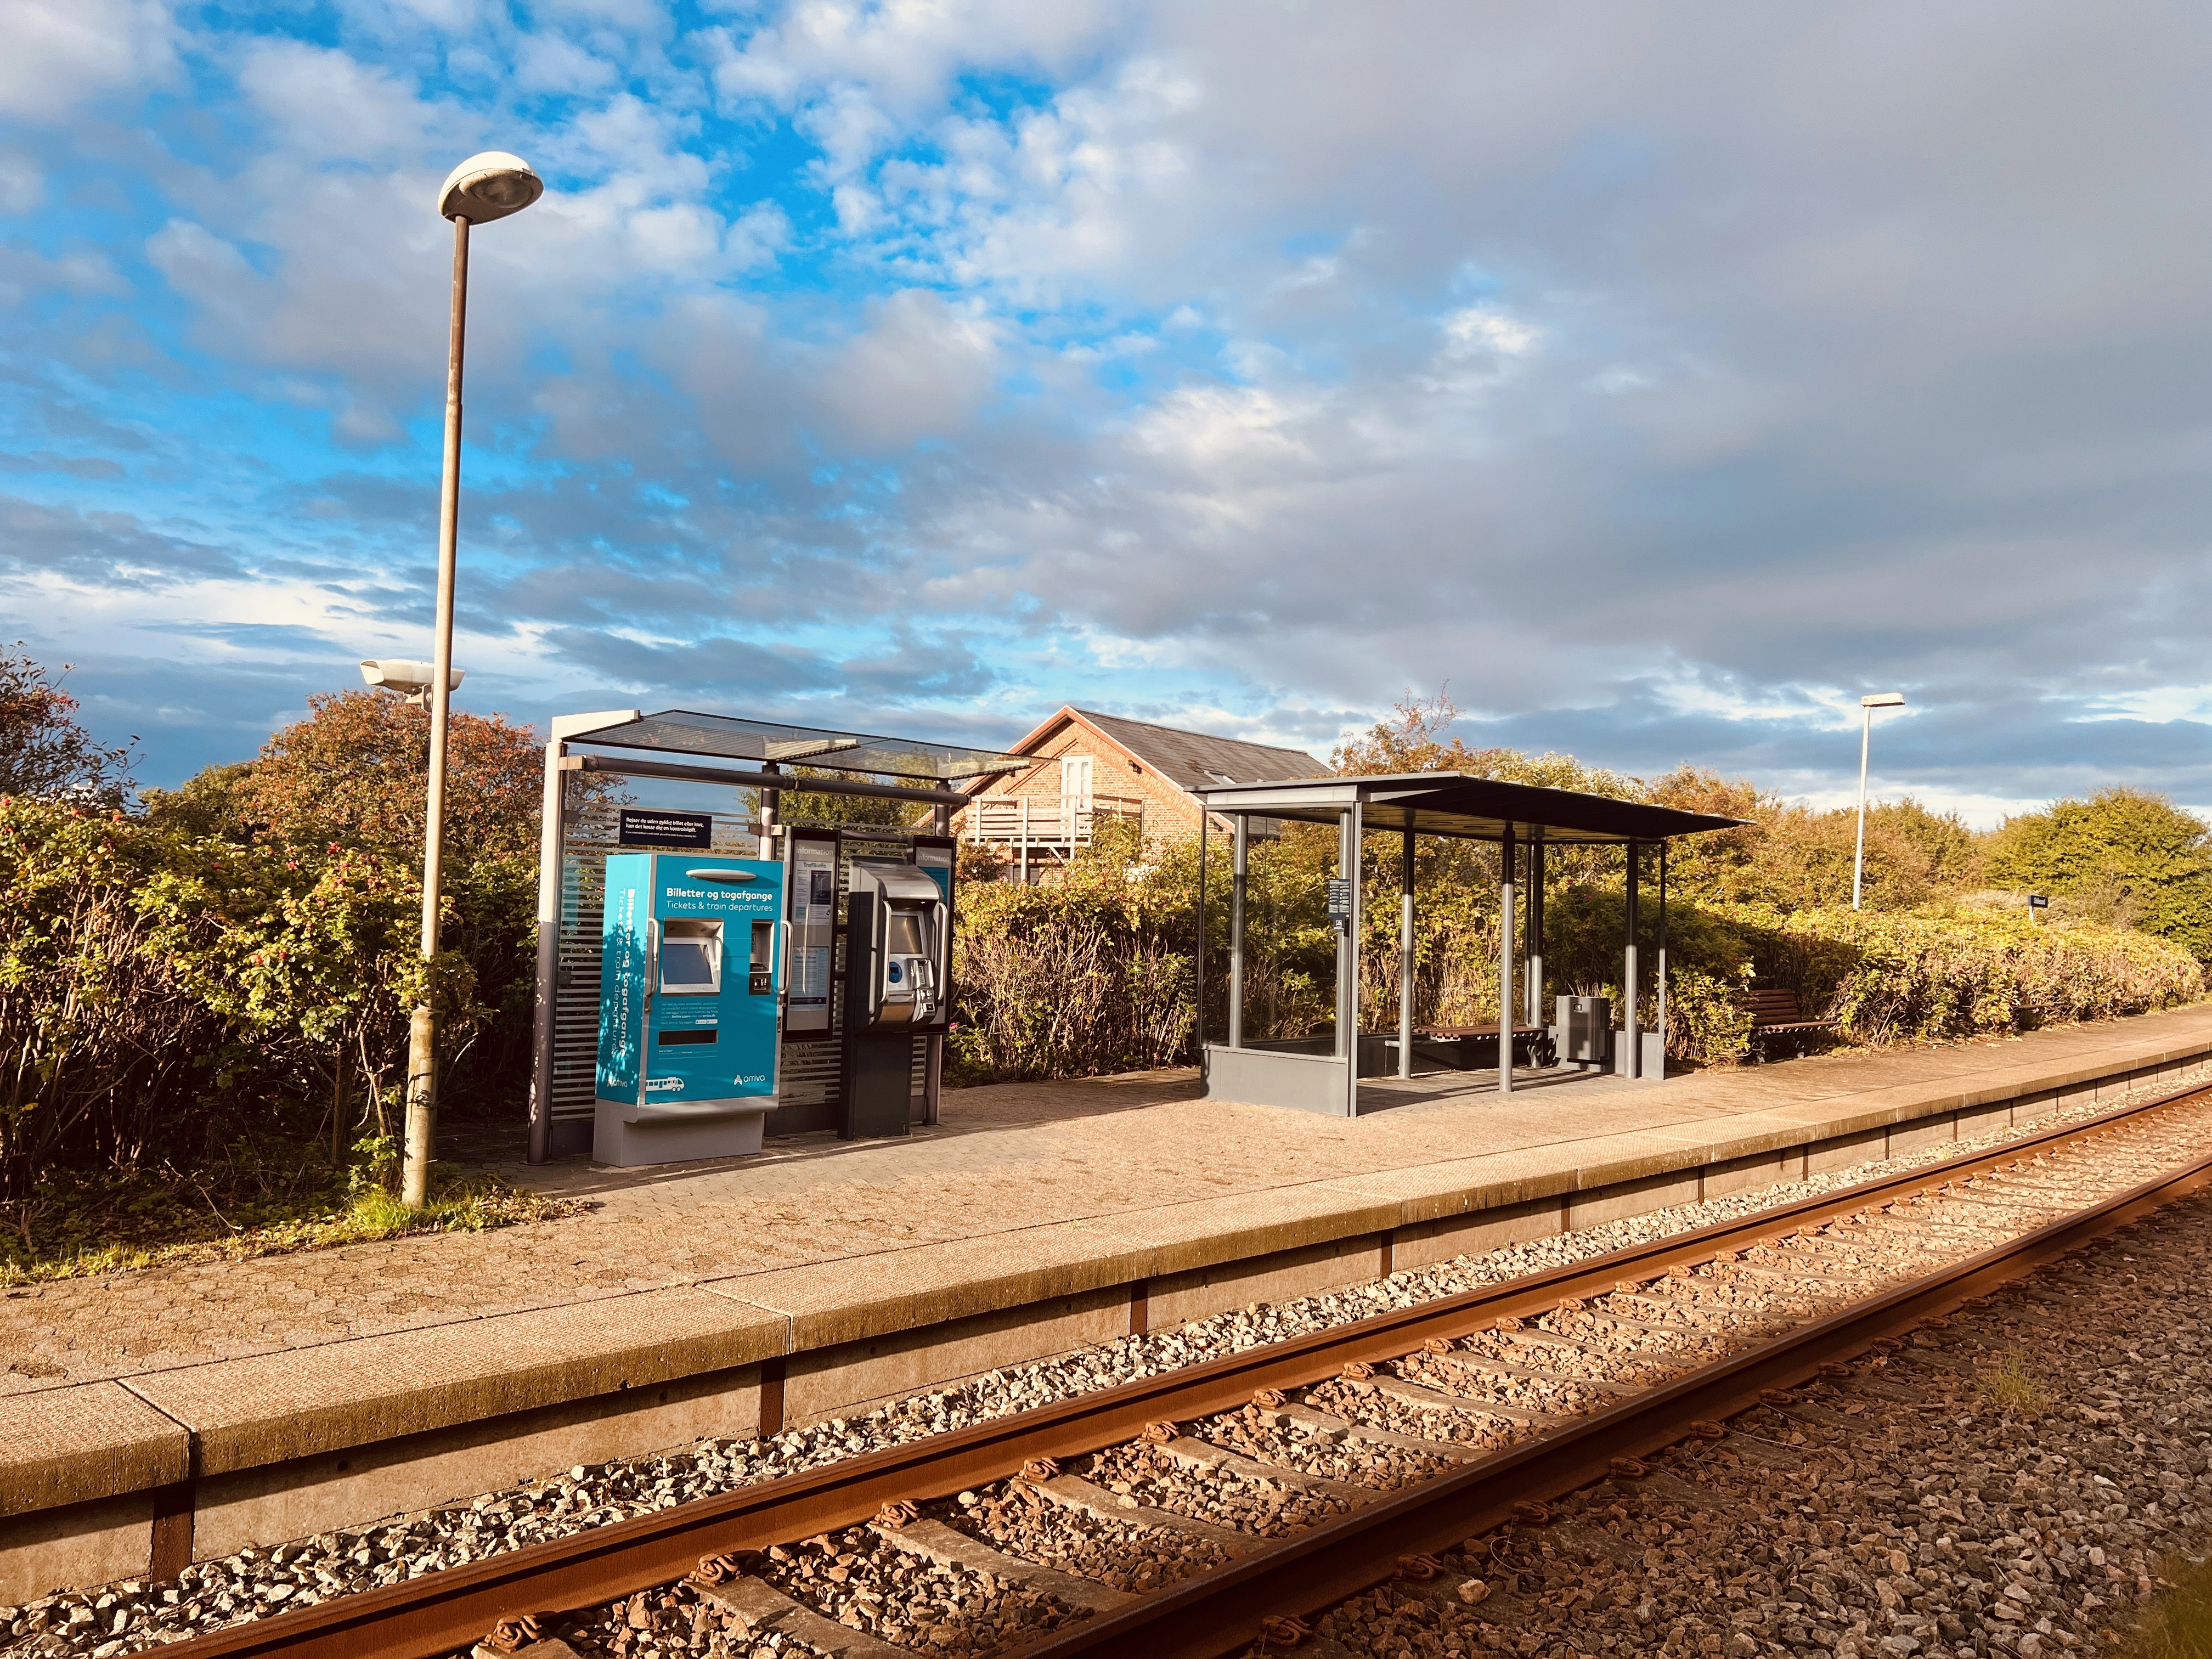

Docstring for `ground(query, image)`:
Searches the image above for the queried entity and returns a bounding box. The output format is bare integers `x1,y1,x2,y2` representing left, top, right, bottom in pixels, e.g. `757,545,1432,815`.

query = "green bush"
0,793,495,1210
1776,904,2204,1045
949,823,1197,1082
941,821,2204,1084
1986,787,2212,957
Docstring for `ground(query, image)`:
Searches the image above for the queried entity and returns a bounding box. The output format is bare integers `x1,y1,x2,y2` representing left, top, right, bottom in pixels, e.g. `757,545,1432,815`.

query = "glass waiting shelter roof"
1193,772,1746,842
568,709,1029,783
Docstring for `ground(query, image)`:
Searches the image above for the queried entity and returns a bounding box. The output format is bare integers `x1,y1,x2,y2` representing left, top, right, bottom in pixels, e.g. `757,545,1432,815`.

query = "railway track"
126,1080,2212,1659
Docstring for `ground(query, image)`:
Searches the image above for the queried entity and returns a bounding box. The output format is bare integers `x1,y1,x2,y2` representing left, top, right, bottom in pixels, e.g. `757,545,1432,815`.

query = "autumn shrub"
1773,905,2203,1046
0,794,498,1212
1985,787,2212,957
3,692,544,1228
944,823,2202,1084
0,800,228,1196
949,826,1197,1082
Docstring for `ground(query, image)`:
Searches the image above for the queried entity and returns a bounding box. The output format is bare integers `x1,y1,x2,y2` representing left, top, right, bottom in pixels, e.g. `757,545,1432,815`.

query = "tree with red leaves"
0,644,137,806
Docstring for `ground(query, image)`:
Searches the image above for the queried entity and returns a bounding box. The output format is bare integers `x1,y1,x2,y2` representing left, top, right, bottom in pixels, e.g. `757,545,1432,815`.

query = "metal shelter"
526,709,1028,1161
1192,774,1745,1118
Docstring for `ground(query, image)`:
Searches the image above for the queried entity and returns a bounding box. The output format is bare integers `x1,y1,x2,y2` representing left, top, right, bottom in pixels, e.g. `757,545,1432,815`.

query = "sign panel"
785,834,839,1032
2028,894,2050,910
618,808,714,849
1327,877,1353,922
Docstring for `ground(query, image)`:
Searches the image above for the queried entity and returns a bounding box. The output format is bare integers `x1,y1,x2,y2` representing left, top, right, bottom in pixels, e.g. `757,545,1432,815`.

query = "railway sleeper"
1346,1371,1573,1428
1711,1429,1808,1470
1496,1328,1696,1383
693,1575,912,1658
1267,1398,1485,1461
865,1516,1132,1616
1019,1473,1251,1555
1578,1297,1741,1334
1432,1348,1643,1396
1149,1432,1374,1506
1720,1255,1888,1288
1593,1465,1708,1506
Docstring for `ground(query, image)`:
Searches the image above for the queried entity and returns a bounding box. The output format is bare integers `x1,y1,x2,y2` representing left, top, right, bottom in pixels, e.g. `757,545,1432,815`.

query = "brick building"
953,706,1325,876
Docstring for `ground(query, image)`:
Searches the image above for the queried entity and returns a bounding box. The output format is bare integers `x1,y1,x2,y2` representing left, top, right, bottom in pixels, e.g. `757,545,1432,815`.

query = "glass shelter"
1193,774,1745,1118
527,709,1027,1163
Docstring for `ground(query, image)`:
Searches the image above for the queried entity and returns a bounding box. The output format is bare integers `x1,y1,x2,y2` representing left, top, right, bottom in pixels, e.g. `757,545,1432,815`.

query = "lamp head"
438,152,542,223
361,659,465,707
1860,692,1906,709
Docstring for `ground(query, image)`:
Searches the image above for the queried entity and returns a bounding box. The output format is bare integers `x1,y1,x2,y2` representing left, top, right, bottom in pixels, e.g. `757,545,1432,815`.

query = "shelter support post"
1498,826,1515,1095
1655,839,1668,1084
1623,840,1640,1080
1335,809,1354,1063
526,738,566,1165
1230,815,1248,1049
1397,825,1414,1079
1527,838,1545,1032
1345,802,1362,1116
758,761,780,859
1197,810,1209,1059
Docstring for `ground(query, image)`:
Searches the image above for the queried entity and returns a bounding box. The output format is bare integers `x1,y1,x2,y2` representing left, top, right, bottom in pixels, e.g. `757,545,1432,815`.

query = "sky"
4,1,2212,823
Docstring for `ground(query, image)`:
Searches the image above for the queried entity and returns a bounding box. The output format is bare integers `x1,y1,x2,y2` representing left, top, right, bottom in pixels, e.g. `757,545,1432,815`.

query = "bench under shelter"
1192,773,1745,1116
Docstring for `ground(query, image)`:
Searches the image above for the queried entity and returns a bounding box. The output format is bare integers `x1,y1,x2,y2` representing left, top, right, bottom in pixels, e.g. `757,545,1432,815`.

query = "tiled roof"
1071,709,1326,792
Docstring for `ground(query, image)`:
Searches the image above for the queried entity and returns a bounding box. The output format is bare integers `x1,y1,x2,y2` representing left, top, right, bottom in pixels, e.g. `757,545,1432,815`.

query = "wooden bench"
1407,1022,1555,1070
1742,987,1838,1061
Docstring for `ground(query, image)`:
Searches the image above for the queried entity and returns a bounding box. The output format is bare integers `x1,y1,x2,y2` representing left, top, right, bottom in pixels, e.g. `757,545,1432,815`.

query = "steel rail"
156,1079,2212,1659
1015,1125,2212,1657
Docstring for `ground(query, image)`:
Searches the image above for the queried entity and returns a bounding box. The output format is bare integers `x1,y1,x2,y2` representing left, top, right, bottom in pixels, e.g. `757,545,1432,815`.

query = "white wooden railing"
968,793,1144,848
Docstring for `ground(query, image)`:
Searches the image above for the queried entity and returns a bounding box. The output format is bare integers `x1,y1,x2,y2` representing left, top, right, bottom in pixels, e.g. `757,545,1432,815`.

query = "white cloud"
0,151,43,213
1441,307,1538,359
704,0,1113,121
1127,385,1309,475
0,244,130,304
514,32,620,95
235,38,443,162
0,0,178,121
811,290,1002,446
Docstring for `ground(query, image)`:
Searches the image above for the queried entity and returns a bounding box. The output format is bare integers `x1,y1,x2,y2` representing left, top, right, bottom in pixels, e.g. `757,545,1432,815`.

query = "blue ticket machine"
595,852,785,1167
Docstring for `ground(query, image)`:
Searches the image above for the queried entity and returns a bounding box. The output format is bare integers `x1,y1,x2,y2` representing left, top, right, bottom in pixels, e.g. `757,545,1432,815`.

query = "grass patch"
2114,1555,2212,1658
1978,1347,2052,1419
0,1139,582,1287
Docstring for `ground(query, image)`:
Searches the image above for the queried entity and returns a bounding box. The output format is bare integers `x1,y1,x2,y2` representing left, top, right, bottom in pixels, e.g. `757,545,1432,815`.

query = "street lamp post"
1851,691,1907,912
402,151,542,1210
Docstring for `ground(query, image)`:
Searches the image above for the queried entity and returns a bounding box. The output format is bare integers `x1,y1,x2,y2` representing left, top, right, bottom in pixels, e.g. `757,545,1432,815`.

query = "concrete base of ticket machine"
592,1098,770,1167
593,851,784,1169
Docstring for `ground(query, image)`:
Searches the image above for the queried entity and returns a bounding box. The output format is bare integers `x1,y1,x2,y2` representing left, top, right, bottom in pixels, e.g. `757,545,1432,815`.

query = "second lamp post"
1850,690,1906,912
403,151,543,1209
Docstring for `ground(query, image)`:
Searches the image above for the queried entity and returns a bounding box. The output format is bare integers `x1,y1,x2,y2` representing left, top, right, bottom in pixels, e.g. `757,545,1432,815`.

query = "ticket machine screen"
659,919,721,992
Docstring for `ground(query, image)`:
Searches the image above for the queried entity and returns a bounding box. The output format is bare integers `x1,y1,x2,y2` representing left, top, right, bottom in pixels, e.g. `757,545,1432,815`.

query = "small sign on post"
1327,877,1353,923
2028,893,2049,923
618,808,715,849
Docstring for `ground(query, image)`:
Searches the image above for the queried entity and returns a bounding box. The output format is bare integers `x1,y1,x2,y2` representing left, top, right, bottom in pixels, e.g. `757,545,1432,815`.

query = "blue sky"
5,1,2212,823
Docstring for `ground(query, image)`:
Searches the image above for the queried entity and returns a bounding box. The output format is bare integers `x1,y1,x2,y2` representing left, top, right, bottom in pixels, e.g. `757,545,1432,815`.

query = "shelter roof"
564,709,1028,784
1192,771,1745,844
1068,708,1325,793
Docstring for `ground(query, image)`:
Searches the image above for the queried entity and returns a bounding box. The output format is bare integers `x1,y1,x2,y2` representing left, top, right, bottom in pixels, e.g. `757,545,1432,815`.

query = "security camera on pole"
1851,691,1906,912
402,151,541,1210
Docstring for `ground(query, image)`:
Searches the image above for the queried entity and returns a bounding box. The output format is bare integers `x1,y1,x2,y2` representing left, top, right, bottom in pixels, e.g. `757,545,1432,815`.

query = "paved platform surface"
8,1003,2212,1406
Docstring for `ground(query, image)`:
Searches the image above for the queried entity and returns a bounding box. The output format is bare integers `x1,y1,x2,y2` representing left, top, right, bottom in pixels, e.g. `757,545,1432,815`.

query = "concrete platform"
7,1002,2212,1601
